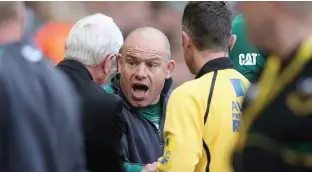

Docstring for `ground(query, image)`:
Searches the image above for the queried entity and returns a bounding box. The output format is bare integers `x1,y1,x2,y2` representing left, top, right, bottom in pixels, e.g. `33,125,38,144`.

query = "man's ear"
165,60,175,79
117,53,122,72
229,34,237,51
102,54,114,75
182,31,190,50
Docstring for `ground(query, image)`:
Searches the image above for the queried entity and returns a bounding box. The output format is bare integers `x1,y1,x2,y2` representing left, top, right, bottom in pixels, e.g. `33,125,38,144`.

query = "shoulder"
103,90,123,105
3,39,44,63
101,84,122,104
93,86,123,109
0,44,80,122
231,69,251,86
166,79,208,118
232,14,245,29
216,69,251,92
231,14,260,59
169,77,211,103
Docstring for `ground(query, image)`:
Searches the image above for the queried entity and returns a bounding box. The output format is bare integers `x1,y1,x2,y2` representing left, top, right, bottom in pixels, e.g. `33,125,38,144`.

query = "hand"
141,162,157,172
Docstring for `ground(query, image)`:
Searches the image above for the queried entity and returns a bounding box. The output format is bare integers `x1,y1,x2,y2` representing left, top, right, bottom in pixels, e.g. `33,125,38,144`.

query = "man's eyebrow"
147,57,162,61
125,54,162,61
125,55,137,59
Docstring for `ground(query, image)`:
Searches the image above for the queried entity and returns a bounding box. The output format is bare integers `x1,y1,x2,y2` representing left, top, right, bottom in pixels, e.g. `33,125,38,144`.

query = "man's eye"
148,63,158,68
128,61,135,65
148,63,159,67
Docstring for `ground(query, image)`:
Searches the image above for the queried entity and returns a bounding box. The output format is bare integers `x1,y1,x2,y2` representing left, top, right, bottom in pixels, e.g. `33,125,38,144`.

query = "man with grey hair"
0,1,85,172
63,13,122,85
233,2,312,172
104,27,175,172
56,13,125,172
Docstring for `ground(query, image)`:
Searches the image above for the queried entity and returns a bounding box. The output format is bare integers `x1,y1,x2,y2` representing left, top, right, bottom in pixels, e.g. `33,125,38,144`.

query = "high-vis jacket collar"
195,57,234,79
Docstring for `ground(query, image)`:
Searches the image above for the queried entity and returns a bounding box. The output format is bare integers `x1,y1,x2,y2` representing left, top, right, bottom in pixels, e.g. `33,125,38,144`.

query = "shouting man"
104,27,175,172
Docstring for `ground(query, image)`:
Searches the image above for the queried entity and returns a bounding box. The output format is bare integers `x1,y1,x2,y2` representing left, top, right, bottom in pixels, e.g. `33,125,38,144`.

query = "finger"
145,164,152,168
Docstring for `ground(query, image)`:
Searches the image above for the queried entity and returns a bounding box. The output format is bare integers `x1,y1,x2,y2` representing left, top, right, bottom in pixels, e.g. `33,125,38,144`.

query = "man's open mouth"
132,83,149,98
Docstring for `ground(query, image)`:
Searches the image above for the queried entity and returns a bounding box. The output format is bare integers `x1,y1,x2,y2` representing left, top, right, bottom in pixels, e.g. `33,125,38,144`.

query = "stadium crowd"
1,1,312,172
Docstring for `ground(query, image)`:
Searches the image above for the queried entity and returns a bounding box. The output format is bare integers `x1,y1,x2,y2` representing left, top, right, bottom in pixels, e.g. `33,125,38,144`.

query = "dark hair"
182,1,232,51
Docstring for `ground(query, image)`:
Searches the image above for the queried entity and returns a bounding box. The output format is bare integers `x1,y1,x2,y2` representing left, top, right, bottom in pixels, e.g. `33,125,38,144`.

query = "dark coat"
56,59,125,172
0,40,85,172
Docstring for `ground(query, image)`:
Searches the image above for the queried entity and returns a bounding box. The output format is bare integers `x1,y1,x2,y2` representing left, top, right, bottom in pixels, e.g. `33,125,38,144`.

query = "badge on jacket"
157,135,177,171
286,77,312,115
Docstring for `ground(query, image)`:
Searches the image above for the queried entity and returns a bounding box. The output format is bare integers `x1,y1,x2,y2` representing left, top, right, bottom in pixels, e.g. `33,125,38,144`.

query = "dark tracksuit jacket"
232,36,312,172
107,73,172,169
0,40,85,172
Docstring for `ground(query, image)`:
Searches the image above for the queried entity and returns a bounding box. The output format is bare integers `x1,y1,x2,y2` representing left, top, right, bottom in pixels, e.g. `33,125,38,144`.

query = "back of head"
182,1,232,52
0,2,25,44
65,13,123,66
0,2,24,25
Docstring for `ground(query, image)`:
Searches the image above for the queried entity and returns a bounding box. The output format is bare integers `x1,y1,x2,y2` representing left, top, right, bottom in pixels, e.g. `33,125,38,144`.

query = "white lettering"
251,53,257,65
239,54,245,65
238,53,257,66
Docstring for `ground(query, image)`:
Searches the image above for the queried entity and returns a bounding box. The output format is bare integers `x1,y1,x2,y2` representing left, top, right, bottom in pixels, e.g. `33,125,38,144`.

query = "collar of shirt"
195,57,234,79
58,59,93,80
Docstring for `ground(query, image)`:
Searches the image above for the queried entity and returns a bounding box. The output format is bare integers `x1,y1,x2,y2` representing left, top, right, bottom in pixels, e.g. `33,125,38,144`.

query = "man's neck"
85,65,108,85
0,21,22,44
193,50,228,74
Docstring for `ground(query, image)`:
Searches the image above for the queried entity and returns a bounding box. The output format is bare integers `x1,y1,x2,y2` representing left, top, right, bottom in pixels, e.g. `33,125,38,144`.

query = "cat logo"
239,53,258,66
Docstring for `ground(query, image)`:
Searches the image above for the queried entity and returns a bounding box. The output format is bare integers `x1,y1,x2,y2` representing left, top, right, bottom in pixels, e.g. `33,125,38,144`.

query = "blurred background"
26,1,238,88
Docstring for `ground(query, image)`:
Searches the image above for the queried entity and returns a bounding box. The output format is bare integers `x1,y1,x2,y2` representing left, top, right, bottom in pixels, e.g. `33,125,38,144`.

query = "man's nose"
134,64,147,80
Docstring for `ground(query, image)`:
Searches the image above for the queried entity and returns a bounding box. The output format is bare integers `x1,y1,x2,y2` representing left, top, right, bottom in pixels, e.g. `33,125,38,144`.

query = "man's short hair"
182,1,232,52
65,13,123,67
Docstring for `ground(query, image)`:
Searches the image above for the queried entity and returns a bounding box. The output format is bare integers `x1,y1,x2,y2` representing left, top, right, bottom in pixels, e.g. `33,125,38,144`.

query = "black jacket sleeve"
84,92,125,172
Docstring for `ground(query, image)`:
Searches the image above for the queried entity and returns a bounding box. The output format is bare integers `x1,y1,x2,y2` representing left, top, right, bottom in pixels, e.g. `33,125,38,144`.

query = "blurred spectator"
26,1,89,23
23,7,39,37
35,21,72,64
228,1,239,17
230,14,268,83
233,2,312,172
0,2,85,172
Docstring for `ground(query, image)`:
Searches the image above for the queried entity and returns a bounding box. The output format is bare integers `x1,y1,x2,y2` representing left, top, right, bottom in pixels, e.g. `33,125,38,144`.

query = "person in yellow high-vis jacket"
141,2,250,172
